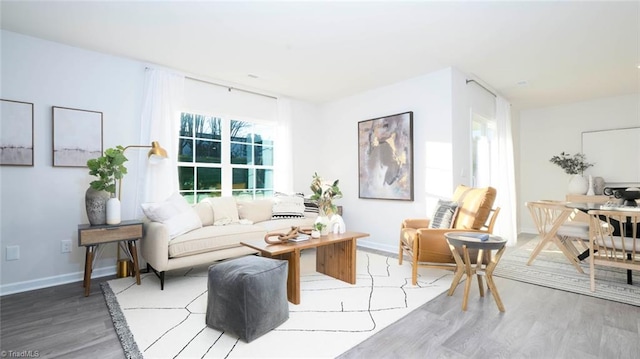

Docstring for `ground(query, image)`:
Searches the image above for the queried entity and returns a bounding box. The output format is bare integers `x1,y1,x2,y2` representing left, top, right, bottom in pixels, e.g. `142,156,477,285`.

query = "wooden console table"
78,220,143,297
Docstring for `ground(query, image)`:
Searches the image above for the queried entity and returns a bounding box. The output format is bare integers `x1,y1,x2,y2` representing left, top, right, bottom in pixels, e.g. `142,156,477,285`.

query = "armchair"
399,185,500,285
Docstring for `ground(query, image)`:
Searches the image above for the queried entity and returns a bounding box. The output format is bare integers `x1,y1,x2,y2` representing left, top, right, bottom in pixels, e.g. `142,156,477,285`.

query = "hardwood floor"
0,276,123,359
2,236,640,359
339,275,640,359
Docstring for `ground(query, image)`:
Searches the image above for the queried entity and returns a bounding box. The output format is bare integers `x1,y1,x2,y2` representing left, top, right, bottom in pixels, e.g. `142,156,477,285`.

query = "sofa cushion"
238,199,273,223
194,201,214,226
202,197,240,226
169,224,265,258
141,192,202,239
272,193,305,219
451,185,497,230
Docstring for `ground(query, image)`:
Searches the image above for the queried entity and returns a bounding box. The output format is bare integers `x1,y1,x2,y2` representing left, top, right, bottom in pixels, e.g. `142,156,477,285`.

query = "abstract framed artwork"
52,106,103,167
358,111,414,201
1,99,34,166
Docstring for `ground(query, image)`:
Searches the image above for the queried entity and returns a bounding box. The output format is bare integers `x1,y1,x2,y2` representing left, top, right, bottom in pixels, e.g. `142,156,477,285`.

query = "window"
178,112,275,203
471,114,497,188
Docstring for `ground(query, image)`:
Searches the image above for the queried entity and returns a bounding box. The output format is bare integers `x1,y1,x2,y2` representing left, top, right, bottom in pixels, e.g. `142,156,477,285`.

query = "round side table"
444,232,508,312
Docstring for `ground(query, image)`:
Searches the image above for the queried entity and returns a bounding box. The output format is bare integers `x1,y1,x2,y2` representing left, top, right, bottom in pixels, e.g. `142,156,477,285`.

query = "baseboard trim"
0,266,116,296
357,239,396,255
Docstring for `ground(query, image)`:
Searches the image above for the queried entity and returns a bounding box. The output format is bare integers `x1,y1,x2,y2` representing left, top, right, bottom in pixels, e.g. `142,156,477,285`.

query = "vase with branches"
85,146,128,225
309,172,342,216
549,152,594,195
549,152,593,175
310,172,342,236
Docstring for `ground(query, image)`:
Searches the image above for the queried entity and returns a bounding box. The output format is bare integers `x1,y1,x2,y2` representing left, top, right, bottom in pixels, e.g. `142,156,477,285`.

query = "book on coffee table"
289,234,311,242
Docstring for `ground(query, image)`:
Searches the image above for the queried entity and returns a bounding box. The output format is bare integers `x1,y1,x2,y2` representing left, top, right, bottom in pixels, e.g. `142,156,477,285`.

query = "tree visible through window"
178,112,274,203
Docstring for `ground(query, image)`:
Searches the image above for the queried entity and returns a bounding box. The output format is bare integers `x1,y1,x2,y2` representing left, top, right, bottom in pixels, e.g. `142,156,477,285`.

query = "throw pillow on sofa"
272,193,305,219
202,197,240,226
193,201,214,226
237,199,273,223
141,192,203,238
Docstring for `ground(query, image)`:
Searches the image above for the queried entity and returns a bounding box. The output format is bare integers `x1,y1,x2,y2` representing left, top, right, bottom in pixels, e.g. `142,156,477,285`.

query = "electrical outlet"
6,245,19,261
61,239,72,253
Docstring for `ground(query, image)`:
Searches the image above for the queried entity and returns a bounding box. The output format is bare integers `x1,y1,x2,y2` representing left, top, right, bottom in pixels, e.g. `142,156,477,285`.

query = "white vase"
106,197,121,225
311,230,321,238
568,174,589,195
586,175,595,196
315,214,330,236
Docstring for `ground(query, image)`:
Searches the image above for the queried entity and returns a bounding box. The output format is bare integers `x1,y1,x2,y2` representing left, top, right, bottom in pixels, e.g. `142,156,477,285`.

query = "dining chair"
525,200,590,273
587,209,640,291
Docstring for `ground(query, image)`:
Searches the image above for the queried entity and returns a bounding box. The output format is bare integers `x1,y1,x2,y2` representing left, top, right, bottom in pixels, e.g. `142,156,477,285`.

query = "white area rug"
102,250,452,358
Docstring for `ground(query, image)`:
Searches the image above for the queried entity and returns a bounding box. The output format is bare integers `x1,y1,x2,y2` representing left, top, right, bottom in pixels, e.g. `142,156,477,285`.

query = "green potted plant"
311,222,326,238
85,146,128,225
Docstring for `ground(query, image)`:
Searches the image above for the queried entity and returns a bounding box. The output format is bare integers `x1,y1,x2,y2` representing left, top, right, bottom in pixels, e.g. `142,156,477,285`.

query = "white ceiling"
1,1,638,109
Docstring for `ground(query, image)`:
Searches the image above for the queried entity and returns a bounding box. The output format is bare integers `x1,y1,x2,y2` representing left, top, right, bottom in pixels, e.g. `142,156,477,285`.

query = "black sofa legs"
147,263,166,290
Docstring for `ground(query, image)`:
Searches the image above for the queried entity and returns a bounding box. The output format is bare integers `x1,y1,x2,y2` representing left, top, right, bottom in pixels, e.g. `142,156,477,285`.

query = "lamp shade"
148,141,168,160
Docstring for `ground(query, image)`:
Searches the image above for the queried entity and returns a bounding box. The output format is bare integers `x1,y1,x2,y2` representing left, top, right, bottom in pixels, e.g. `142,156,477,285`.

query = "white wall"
518,93,640,233
292,68,460,253
290,99,321,193
0,31,146,294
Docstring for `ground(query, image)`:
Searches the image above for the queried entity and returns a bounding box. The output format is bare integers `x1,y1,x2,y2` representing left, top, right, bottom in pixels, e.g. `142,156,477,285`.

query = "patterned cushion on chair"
428,200,459,229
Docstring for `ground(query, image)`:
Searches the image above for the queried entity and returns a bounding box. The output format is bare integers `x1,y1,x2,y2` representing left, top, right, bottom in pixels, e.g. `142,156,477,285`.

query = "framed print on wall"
52,106,103,167
1,99,34,166
358,111,414,201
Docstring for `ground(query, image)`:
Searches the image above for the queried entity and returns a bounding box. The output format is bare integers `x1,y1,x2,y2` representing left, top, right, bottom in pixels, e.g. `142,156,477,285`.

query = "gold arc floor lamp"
116,140,168,278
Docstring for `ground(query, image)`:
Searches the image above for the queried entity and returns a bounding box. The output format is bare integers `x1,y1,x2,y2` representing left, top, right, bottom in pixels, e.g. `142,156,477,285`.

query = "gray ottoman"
206,255,289,342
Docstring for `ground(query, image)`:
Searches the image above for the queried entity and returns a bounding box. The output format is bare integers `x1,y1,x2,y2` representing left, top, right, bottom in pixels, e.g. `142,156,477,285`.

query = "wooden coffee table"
241,231,369,304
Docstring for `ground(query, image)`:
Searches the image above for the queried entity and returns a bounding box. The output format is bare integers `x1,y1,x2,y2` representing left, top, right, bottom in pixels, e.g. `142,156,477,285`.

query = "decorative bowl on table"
614,188,640,207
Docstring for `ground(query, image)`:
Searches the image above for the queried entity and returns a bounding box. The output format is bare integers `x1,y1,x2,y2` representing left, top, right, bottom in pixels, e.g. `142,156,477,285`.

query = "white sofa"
140,194,317,289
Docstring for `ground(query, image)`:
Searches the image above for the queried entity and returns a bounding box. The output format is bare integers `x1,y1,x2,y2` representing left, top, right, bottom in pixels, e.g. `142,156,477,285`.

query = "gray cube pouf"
206,255,289,343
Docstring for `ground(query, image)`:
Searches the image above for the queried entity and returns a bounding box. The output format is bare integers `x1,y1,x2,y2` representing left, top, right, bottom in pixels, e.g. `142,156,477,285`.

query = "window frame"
177,110,275,203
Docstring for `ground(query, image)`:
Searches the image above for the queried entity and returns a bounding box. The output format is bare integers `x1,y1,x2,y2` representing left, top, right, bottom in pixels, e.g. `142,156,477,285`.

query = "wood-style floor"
2,236,640,359
0,276,123,359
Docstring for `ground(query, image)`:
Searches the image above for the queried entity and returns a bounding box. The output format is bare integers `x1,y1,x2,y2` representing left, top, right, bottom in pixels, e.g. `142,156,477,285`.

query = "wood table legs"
316,238,357,284
274,249,301,304
270,238,357,305
127,240,141,285
447,244,506,312
83,246,95,297
527,209,584,273
82,240,141,297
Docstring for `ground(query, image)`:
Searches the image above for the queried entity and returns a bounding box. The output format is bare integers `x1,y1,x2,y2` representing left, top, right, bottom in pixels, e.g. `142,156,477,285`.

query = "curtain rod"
185,76,278,100
466,79,497,98
144,67,277,100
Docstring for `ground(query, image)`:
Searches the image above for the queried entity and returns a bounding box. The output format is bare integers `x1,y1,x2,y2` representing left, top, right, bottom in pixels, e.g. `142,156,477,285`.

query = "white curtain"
274,97,294,193
133,67,185,217
494,96,518,246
